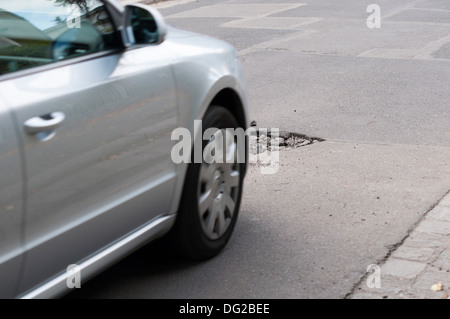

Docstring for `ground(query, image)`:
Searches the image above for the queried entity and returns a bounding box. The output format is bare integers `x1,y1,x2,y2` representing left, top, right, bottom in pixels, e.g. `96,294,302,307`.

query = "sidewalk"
350,193,450,299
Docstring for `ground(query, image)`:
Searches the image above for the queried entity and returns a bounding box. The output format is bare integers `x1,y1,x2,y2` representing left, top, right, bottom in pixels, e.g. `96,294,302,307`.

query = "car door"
0,0,178,295
0,101,24,298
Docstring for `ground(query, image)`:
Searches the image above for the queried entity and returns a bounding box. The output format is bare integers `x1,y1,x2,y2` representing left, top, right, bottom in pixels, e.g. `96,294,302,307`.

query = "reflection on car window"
0,0,121,75
130,7,158,44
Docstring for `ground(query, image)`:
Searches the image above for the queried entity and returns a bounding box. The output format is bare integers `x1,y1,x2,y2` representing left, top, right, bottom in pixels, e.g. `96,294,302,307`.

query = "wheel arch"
209,88,247,130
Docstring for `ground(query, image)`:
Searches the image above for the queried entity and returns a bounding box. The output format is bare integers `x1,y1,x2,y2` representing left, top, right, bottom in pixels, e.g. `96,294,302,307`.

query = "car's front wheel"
170,105,245,260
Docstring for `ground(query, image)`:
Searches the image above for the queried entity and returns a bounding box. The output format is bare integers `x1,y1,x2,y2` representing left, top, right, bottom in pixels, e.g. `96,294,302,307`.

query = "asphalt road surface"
66,0,450,299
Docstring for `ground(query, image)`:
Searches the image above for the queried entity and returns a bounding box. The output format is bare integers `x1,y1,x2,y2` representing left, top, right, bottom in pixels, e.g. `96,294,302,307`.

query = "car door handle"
24,112,66,134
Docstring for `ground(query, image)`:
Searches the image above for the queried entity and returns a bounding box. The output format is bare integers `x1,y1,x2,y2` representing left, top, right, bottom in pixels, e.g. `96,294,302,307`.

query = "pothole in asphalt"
249,126,325,155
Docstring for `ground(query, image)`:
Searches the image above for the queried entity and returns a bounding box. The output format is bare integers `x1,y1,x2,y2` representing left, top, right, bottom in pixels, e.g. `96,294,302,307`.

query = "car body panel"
0,101,24,298
0,0,248,298
0,45,179,295
20,214,176,299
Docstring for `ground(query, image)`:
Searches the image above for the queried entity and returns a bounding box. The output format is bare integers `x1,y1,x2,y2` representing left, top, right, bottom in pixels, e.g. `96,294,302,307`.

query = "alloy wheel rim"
198,129,240,240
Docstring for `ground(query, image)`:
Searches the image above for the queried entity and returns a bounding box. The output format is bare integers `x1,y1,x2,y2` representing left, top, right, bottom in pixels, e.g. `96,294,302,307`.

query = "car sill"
19,214,176,299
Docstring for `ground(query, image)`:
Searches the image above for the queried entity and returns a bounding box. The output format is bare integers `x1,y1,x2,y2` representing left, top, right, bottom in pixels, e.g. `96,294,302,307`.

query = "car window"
0,0,121,75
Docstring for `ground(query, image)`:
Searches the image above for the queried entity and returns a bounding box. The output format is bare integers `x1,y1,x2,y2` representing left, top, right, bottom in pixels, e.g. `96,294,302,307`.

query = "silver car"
0,0,248,298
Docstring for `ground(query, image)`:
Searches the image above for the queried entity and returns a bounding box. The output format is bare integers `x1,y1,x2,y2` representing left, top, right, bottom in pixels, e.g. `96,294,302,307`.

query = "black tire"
169,105,245,260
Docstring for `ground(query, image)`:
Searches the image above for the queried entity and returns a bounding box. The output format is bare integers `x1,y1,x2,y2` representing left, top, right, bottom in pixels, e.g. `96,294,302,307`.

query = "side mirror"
123,4,168,46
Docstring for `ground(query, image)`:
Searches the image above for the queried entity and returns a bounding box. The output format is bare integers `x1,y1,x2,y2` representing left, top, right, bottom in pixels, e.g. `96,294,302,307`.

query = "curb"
351,191,450,299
